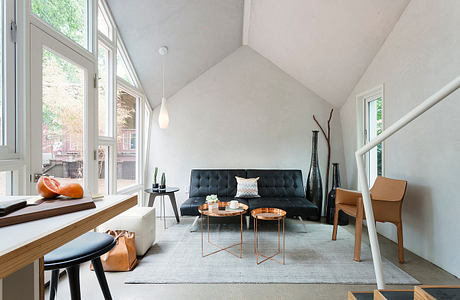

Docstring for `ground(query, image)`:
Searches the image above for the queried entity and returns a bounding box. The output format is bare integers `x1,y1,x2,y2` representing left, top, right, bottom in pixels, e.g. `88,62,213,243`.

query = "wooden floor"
46,217,460,300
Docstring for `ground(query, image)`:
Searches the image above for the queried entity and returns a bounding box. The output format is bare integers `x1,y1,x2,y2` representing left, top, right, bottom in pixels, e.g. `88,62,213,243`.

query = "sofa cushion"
180,197,249,216
235,176,260,198
247,197,318,218
246,169,305,198
189,169,246,198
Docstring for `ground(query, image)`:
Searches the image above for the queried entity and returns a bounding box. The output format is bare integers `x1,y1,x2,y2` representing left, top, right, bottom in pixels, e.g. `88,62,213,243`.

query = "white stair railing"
356,75,460,289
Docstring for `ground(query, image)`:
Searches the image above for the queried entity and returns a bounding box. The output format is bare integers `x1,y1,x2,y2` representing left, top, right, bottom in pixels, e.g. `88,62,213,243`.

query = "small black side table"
145,187,180,229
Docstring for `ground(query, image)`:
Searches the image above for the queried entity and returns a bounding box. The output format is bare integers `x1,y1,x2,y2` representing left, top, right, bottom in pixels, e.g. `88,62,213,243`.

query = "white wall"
340,0,460,277
148,46,345,218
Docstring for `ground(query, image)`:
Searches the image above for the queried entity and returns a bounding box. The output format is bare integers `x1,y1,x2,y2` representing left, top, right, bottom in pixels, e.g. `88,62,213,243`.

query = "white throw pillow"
235,176,260,198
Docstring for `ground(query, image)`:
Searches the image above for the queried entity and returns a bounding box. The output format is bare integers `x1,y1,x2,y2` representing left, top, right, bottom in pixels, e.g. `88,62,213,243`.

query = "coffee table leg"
283,216,285,265
240,214,243,258
278,219,280,252
201,212,245,258
201,212,203,257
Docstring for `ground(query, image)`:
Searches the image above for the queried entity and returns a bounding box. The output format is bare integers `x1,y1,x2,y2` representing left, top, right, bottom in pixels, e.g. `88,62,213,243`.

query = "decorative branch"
313,108,334,216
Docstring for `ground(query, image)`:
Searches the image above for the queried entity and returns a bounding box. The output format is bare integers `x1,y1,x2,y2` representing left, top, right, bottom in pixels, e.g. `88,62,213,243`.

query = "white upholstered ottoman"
98,206,156,256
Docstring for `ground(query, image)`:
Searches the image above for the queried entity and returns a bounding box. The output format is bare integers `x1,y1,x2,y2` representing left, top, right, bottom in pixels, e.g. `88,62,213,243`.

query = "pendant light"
158,46,169,129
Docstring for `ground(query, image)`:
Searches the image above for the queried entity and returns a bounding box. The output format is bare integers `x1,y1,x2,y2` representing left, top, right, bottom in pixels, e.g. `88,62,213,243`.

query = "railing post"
356,152,386,289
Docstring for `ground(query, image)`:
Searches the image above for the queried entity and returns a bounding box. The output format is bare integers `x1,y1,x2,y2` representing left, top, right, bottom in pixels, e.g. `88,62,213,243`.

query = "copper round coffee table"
198,202,248,258
251,208,286,265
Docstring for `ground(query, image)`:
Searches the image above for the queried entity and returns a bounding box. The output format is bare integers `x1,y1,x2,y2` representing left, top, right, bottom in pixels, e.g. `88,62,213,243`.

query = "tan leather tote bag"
91,230,138,271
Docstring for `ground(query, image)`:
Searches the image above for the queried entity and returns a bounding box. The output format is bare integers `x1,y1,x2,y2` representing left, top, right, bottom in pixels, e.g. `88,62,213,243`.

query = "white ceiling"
107,0,243,106
108,0,410,108
248,0,410,106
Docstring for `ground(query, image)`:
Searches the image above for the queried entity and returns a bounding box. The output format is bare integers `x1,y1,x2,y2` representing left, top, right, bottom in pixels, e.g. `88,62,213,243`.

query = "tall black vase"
326,163,349,225
306,130,322,221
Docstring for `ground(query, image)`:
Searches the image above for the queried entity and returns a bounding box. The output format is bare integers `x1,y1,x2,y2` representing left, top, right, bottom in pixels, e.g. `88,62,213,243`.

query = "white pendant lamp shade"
158,97,169,129
158,46,169,129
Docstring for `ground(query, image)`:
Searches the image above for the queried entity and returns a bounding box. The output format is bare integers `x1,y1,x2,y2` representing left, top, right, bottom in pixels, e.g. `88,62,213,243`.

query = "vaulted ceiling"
107,0,410,107
107,0,243,106
248,0,410,107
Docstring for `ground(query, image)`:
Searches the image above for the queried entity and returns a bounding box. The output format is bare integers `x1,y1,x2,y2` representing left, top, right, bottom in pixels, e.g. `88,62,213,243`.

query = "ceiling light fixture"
158,46,169,129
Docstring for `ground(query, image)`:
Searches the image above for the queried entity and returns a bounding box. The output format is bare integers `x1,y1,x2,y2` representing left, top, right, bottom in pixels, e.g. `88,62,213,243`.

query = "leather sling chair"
331,176,407,263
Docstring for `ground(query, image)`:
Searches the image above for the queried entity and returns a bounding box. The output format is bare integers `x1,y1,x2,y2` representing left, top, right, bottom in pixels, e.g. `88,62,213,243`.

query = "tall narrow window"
116,89,137,190
31,0,89,49
0,0,16,155
98,43,111,136
365,95,383,185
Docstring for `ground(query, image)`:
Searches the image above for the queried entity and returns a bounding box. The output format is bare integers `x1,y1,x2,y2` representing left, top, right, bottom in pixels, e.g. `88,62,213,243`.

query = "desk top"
0,194,137,278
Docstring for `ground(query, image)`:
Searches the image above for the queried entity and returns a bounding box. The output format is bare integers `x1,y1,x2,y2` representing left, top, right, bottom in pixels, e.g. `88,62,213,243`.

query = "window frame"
0,0,17,159
97,0,152,204
356,84,385,187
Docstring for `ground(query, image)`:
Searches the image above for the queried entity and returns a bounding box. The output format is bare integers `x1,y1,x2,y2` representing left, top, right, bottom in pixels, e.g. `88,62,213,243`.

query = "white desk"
0,195,137,300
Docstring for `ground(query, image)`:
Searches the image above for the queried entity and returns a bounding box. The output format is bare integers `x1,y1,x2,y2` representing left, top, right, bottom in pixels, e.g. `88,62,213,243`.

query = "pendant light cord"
162,59,165,98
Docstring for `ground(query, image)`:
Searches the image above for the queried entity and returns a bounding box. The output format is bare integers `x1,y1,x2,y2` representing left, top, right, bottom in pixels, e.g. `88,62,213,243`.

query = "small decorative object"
326,163,348,225
206,194,219,212
306,130,322,221
159,172,166,190
313,108,333,219
152,167,159,190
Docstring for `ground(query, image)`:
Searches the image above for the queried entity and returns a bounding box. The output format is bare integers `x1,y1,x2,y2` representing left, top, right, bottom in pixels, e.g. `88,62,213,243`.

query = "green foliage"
154,167,158,184
34,0,87,82
43,102,62,135
161,172,166,186
31,0,86,47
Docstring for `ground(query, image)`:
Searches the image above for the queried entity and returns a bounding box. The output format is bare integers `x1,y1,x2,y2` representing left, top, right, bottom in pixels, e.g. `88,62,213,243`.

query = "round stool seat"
44,232,115,270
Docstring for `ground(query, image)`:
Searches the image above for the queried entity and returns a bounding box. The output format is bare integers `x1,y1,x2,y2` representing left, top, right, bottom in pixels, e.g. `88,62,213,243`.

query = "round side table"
198,202,248,259
251,208,286,265
145,187,180,229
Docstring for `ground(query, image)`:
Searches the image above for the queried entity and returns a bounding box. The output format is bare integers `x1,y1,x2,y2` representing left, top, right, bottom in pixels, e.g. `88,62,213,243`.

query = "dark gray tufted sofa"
180,169,318,220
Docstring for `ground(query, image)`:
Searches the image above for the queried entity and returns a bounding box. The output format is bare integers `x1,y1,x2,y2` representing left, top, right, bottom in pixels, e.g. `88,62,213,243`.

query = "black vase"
326,163,349,225
306,130,322,221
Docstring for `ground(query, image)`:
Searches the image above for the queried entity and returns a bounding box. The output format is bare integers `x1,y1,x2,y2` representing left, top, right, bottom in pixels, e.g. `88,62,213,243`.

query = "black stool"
44,232,116,300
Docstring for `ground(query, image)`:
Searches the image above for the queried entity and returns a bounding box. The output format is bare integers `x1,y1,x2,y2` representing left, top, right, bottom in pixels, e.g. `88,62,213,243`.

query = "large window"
96,0,152,201
0,0,152,197
41,49,85,185
31,0,90,50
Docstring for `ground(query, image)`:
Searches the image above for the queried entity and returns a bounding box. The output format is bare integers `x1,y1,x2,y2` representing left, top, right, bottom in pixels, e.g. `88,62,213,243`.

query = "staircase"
348,285,460,300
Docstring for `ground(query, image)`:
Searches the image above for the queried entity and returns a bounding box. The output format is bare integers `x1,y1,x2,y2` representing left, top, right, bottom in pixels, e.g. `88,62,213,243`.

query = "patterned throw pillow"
235,176,260,198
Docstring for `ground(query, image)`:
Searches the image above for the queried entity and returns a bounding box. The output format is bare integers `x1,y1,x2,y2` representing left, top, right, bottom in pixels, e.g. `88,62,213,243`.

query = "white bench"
98,206,156,256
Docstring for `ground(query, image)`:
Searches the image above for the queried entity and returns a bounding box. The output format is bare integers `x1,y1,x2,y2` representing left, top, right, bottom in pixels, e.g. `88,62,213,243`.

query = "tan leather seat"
332,176,407,263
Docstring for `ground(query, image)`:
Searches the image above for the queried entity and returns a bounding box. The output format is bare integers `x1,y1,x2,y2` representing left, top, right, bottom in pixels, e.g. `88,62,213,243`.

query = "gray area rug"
125,221,419,285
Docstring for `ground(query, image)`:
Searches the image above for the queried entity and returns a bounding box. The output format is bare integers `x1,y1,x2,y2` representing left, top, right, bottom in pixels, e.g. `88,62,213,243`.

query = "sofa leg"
190,216,200,232
298,216,307,232
245,216,250,230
